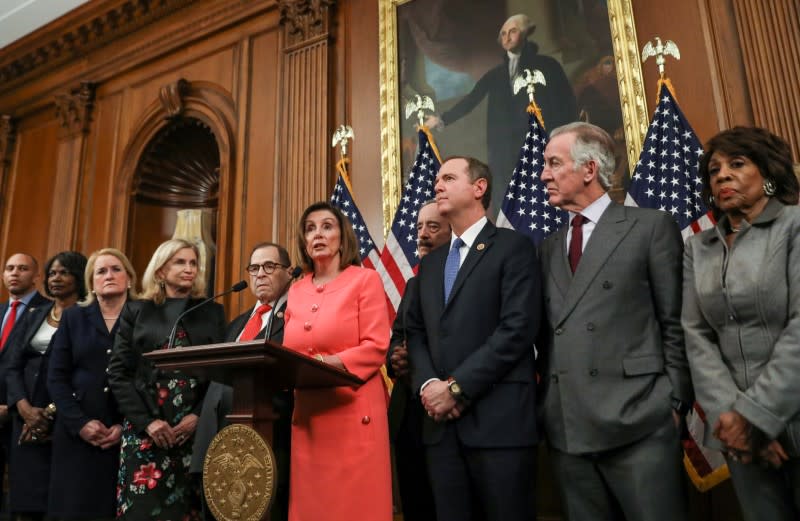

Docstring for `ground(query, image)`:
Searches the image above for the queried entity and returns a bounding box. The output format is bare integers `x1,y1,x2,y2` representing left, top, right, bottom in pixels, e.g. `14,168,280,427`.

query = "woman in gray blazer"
682,126,800,521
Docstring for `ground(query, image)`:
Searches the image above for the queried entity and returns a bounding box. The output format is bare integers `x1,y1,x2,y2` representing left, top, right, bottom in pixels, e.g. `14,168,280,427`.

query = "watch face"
449,382,461,395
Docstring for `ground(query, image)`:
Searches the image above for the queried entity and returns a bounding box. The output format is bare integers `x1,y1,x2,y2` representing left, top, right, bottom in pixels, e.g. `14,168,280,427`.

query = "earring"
763,179,776,196
159,280,166,291
707,194,715,207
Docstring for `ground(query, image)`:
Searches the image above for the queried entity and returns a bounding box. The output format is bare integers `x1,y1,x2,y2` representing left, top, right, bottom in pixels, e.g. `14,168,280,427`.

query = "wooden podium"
145,339,364,443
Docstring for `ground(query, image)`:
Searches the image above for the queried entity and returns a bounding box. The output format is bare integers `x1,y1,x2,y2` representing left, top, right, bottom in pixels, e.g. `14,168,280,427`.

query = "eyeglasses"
246,261,287,276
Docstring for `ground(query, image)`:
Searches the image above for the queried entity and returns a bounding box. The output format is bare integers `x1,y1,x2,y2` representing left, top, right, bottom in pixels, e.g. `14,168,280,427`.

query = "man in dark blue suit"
406,157,542,521
0,252,48,514
387,200,450,521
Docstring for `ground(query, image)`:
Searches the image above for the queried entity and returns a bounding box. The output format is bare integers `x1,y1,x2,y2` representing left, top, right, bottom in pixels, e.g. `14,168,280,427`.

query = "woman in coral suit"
283,201,391,521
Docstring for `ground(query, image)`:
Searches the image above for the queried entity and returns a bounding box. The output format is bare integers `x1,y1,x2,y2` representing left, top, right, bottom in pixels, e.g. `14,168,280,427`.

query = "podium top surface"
144,340,365,389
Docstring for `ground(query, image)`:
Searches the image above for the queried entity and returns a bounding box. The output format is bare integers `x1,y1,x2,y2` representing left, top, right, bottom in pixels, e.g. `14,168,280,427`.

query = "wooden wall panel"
733,0,800,159
0,112,59,301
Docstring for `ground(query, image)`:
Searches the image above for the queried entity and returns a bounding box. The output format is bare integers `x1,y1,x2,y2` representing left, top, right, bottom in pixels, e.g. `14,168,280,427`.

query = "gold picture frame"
378,0,648,233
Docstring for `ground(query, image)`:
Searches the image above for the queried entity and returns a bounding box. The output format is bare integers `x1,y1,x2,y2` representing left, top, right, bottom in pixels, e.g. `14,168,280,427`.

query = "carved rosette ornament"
278,0,336,46
0,115,16,167
55,82,96,138
159,78,191,119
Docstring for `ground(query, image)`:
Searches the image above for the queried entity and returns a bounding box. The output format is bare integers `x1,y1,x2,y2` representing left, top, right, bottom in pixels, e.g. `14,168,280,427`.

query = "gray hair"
498,14,535,42
550,122,616,190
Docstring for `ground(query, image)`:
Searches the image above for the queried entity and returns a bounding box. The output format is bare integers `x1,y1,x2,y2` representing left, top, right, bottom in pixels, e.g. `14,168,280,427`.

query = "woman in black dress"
47,248,137,520
5,251,87,520
108,239,225,520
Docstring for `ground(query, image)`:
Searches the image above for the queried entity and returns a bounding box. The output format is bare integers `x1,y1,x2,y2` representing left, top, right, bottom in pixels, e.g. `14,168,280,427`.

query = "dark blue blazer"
406,222,542,447
46,301,122,518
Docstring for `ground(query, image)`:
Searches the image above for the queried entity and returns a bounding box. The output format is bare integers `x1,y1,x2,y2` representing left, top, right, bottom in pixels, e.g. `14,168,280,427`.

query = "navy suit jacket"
406,221,542,447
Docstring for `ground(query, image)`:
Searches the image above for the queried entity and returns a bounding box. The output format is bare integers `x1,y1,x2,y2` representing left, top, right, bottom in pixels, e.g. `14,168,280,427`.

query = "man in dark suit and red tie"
193,242,294,521
537,122,691,521
1,252,49,513
406,156,542,521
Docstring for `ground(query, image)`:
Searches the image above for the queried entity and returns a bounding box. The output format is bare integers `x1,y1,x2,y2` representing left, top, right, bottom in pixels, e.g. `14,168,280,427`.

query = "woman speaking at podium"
108,239,225,519
283,202,392,521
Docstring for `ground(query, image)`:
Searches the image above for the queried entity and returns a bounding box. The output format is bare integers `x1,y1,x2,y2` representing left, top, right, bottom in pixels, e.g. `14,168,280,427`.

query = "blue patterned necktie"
443,237,464,303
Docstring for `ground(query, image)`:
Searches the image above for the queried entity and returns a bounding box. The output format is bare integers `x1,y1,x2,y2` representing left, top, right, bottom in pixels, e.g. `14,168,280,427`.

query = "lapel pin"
476,243,485,251
276,311,284,318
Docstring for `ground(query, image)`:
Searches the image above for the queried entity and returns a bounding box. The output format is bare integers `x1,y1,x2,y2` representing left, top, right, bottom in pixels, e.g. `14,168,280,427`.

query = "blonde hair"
141,239,206,304
81,248,139,307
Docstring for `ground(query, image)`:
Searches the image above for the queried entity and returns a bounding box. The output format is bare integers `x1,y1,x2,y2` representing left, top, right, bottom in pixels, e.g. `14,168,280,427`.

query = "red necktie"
239,303,272,341
569,214,586,273
0,300,21,351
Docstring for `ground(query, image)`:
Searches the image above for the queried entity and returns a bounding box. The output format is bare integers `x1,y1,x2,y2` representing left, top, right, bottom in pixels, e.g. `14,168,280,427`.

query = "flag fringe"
656,75,679,105
683,453,730,492
419,125,444,164
526,102,545,129
336,157,354,193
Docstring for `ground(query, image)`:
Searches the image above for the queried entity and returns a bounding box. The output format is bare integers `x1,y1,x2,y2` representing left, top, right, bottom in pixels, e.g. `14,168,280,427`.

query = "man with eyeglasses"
193,242,294,521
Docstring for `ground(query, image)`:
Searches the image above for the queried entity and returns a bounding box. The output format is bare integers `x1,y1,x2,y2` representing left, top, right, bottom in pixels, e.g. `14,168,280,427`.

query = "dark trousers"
727,454,800,521
426,424,537,521
550,419,687,521
393,403,436,521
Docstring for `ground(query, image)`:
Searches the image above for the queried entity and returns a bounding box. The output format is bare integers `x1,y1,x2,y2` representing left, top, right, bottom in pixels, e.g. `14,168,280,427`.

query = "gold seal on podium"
203,424,276,521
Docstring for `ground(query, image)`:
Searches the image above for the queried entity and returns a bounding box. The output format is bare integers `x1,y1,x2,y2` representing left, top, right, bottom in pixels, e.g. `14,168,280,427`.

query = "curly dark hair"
698,127,799,211
44,251,88,299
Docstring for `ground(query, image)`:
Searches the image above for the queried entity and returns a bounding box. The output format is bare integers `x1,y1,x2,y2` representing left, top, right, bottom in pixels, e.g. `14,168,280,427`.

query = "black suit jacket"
0,292,50,412
107,298,226,434
406,221,542,447
5,299,55,408
387,277,418,441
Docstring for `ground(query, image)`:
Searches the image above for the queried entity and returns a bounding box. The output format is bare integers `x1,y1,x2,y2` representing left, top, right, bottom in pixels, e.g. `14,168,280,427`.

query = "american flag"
625,83,714,238
378,128,441,314
625,82,725,491
496,110,567,244
329,162,385,274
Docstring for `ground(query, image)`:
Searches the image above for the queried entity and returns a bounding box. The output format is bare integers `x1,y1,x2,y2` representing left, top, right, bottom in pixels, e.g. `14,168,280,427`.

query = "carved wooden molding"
0,0,194,91
0,116,16,167
55,82,96,138
159,78,191,119
278,0,336,47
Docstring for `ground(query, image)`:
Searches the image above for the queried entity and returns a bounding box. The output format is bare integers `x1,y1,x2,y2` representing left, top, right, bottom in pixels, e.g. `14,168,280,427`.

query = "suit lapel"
266,301,287,341
86,301,108,336
20,302,53,348
444,223,495,310
547,225,572,299
425,246,447,313
557,203,633,324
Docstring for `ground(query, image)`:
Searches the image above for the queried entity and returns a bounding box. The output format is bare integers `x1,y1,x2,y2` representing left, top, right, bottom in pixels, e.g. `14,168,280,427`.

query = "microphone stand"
166,280,248,350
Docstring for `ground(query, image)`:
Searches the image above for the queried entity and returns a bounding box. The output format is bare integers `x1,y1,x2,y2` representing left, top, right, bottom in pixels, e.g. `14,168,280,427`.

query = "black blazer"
406,221,542,447
5,299,56,408
387,277,417,441
0,292,50,410
107,298,226,434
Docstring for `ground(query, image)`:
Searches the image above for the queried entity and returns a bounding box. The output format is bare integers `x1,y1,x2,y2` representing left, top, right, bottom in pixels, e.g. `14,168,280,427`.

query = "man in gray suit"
537,122,692,520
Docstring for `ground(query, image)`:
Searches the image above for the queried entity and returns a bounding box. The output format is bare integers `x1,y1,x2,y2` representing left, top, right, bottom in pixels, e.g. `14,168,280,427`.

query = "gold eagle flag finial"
404,95,435,127
513,68,547,128
641,37,680,77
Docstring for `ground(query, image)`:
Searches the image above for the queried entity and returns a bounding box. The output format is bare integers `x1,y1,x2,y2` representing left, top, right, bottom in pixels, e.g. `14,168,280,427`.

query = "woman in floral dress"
108,239,225,519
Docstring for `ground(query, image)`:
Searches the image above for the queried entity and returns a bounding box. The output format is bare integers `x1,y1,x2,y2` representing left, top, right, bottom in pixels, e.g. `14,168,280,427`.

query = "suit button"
106,349,112,355
555,328,564,335
589,369,598,376
103,387,109,393
304,321,312,331
602,281,612,289
361,416,371,424
72,392,77,398
311,304,319,312
550,374,559,383
586,323,595,331
106,368,110,374
728,314,735,321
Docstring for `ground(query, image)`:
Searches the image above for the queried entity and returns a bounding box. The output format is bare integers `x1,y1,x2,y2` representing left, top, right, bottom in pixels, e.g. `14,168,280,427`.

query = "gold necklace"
49,307,61,323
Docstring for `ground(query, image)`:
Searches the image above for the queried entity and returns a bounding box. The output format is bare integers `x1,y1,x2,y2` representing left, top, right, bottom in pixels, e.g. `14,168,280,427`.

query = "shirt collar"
451,216,487,249
569,192,612,224
10,289,38,306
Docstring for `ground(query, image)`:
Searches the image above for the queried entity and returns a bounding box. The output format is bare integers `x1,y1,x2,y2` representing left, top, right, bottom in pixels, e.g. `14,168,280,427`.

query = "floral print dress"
116,327,202,520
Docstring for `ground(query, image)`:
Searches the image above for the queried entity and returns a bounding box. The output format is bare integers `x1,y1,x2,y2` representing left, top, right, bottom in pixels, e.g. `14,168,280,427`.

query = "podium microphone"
166,280,249,350
265,266,303,341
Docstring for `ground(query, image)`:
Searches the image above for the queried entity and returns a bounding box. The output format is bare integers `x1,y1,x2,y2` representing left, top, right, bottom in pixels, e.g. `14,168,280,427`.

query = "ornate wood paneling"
276,0,337,251
0,115,16,215
732,0,800,159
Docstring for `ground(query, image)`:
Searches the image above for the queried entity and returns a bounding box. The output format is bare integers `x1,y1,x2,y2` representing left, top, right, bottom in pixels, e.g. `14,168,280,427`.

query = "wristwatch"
447,377,463,400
